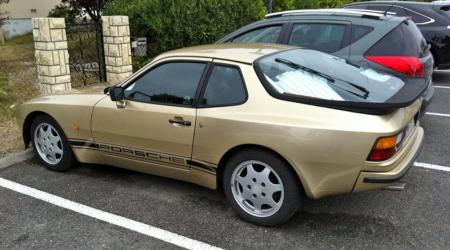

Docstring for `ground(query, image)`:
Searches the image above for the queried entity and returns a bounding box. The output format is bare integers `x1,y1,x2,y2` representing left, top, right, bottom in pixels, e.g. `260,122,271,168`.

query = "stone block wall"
32,18,71,94
102,16,133,84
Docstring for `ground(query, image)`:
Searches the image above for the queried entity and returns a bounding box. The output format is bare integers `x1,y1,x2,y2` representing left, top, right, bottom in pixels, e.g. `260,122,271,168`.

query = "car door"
91,58,210,168
282,21,352,59
192,60,249,165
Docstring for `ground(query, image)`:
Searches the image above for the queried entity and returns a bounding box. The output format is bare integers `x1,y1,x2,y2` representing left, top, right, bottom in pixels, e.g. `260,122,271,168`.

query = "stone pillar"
32,18,71,94
102,16,132,84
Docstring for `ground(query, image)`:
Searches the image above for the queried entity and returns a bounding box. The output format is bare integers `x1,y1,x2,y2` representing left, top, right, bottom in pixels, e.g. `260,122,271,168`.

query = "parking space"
1,72,449,249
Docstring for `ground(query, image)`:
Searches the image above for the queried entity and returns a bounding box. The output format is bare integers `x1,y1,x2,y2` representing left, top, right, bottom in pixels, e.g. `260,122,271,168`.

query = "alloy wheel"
230,160,285,218
33,123,63,165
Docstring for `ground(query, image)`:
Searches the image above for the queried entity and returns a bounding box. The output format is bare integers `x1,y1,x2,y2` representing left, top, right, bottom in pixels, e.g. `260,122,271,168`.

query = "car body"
344,1,450,69
217,9,435,114
16,44,425,225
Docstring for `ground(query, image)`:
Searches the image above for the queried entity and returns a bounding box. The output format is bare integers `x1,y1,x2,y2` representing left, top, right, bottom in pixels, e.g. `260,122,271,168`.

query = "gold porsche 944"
16,44,426,226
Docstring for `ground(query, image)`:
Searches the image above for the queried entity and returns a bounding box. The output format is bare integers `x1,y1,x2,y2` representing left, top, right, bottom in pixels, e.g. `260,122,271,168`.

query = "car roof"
265,8,393,19
155,43,293,64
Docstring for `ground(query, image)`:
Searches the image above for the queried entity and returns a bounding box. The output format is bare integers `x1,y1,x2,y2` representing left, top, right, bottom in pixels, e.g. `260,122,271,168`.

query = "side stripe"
69,139,217,174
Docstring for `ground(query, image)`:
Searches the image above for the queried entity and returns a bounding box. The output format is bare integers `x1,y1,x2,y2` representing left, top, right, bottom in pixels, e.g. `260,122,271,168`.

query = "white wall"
1,18,32,39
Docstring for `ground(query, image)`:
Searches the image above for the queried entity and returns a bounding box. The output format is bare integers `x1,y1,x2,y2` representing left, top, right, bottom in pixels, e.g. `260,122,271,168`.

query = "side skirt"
70,139,217,189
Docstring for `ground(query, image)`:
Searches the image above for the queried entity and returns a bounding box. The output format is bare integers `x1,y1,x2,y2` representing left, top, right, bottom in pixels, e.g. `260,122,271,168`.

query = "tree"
292,0,353,9
48,4,81,23
62,0,110,23
0,0,8,44
104,0,266,57
0,0,9,27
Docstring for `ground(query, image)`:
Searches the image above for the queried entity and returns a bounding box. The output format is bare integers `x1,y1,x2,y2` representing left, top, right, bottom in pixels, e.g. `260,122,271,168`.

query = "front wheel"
30,115,77,171
223,149,303,226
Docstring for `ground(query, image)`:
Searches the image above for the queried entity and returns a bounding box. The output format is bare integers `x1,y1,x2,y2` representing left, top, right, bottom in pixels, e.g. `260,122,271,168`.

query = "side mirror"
109,86,124,101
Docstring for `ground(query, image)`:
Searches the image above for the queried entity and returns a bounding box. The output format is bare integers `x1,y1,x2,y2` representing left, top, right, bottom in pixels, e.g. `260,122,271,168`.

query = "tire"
30,114,77,171
223,149,303,226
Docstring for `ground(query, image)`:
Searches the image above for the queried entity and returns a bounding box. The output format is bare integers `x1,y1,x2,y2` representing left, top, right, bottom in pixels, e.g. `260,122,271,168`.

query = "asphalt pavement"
0,71,449,250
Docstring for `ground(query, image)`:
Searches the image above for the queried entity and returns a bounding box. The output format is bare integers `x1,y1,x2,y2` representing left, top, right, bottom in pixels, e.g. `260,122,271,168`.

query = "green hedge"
104,0,266,57
104,0,359,63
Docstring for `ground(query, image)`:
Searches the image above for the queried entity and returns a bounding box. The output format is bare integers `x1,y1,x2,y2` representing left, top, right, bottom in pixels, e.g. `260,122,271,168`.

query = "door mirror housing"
109,86,125,101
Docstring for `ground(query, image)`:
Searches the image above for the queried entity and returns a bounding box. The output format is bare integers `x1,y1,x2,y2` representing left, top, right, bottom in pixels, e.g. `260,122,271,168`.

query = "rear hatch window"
254,49,428,115
365,20,432,77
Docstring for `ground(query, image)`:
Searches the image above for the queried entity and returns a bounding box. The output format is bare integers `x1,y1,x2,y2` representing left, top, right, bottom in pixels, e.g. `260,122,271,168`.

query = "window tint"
406,10,432,24
231,26,282,43
366,20,426,57
201,65,246,106
124,62,206,106
351,25,374,43
366,5,389,11
288,23,346,53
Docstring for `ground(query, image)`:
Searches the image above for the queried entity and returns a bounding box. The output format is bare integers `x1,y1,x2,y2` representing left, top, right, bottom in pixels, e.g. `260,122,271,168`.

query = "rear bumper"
419,81,435,116
353,126,424,192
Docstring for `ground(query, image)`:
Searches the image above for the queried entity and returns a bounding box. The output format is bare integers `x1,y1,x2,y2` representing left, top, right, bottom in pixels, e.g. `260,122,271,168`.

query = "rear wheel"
30,115,77,171
223,149,303,226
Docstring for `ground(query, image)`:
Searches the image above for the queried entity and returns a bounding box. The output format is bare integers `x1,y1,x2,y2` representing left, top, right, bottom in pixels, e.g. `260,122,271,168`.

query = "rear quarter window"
406,10,432,24
366,20,426,57
351,25,374,43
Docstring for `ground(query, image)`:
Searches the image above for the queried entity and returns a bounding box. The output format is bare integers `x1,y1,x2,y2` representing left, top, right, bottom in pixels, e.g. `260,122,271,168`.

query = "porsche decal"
70,139,216,174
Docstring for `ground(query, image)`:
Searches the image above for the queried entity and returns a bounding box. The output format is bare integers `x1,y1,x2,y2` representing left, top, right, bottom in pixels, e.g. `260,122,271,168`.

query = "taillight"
367,133,404,161
365,56,424,77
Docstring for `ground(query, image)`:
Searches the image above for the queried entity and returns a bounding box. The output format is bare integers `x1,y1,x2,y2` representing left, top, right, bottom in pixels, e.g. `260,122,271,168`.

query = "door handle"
169,118,191,126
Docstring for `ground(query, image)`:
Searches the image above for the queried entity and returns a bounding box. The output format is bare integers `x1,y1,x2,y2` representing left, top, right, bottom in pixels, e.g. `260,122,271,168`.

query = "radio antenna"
384,0,398,16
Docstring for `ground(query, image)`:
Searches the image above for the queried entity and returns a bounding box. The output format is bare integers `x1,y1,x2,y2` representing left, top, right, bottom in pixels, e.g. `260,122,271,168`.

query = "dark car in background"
216,9,434,113
344,1,450,69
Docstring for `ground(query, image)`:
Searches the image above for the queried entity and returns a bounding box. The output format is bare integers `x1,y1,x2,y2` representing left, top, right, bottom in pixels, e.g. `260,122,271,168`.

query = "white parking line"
0,177,223,250
414,162,450,172
426,112,450,118
434,86,450,89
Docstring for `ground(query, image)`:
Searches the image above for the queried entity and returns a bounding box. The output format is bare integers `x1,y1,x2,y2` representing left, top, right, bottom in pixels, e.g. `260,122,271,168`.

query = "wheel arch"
216,144,308,196
22,111,56,147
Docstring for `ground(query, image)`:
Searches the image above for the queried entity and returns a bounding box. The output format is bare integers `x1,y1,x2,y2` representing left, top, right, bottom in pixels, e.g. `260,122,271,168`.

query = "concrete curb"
0,149,34,170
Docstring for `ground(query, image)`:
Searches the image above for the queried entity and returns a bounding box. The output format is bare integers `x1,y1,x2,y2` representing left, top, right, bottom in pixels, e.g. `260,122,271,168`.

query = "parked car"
16,44,426,226
344,1,450,69
216,9,435,114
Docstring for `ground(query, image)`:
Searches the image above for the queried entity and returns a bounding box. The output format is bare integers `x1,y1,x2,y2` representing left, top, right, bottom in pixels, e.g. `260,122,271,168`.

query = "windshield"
254,49,405,103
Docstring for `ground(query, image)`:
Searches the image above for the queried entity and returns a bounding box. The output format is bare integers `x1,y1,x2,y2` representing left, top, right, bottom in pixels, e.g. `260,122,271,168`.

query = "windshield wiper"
274,58,370,99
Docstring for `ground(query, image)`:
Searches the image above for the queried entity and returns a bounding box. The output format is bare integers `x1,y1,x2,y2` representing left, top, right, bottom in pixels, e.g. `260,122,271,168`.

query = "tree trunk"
0,28,5,45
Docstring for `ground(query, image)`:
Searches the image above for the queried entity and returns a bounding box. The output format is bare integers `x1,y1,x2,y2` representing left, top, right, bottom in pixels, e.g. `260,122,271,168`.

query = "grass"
0,33,108,157
0,33,39,157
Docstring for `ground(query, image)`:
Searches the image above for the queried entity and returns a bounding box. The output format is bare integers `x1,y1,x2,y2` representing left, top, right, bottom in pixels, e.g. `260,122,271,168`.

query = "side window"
390,6,409,16
201,65,246,107
124,62,206,106
405,10,432,24
231,26,282,44
366,5,389,11
288,23,347,53
351,25,374,43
